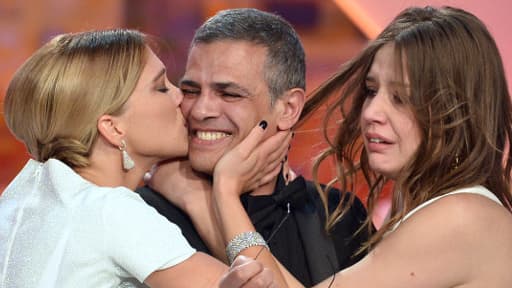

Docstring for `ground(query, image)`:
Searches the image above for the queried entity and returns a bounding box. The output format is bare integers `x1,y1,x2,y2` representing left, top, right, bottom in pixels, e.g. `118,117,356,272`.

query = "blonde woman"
0,29,288,287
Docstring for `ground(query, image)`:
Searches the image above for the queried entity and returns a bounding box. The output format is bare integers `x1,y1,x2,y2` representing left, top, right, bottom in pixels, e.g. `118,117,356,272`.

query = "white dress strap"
392,185,501,231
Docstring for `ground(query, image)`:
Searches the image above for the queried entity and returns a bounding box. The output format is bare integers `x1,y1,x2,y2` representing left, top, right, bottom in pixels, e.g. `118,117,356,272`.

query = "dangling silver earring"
119,140,135,171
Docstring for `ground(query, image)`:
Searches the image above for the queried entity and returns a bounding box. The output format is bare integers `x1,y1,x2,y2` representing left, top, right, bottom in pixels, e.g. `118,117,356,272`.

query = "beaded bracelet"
226,231,269,264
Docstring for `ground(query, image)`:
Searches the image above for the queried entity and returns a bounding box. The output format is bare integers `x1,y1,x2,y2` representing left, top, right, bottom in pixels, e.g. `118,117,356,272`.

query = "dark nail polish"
259,120,268,130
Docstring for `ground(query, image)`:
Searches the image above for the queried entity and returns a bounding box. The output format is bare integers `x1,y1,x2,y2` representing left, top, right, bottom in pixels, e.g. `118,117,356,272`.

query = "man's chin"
188,156,217,176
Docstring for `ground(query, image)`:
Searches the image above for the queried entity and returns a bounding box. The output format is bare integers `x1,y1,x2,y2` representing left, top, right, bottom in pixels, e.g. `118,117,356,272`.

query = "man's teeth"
196,131,229,141
369,138,384,143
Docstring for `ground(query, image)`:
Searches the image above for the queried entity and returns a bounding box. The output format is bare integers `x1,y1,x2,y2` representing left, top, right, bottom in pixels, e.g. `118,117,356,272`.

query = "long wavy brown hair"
300,6,512,250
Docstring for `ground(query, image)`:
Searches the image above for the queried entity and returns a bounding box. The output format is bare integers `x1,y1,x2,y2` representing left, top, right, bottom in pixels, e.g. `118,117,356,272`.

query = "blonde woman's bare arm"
145,252,276,288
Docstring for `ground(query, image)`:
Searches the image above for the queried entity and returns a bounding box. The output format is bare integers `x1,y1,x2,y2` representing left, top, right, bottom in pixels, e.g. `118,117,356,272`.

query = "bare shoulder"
419,191,512,238
393,191,512,284
398,191,512,250
336,191,512,288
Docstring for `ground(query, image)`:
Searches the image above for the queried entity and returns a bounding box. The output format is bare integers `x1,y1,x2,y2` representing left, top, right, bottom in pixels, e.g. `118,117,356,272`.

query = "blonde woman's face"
360,43,421,179
120,48,188,163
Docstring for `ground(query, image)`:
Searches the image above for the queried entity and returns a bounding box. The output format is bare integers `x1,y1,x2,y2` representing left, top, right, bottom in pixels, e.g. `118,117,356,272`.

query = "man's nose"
188,92,222,121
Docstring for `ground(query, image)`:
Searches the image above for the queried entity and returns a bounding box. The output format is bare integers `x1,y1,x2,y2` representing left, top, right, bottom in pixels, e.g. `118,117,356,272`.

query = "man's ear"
97,114,126,148
275,88,305,131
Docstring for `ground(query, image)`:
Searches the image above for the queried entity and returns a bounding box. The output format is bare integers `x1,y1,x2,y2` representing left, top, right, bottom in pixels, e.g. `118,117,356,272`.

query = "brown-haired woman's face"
360,43,421,179
119,47,188,162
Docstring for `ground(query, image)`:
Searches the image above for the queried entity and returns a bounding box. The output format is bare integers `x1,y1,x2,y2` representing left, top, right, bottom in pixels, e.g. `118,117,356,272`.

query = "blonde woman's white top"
0,159,195,288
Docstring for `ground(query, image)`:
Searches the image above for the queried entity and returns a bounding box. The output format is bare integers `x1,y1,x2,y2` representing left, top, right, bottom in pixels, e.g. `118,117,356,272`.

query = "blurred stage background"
1,0,511,226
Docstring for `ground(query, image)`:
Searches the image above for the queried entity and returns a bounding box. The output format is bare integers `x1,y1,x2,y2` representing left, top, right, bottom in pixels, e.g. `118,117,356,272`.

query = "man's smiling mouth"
195,131,231,141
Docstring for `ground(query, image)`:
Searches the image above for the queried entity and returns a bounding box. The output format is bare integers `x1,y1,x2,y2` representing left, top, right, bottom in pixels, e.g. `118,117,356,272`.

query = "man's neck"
202,169,279,196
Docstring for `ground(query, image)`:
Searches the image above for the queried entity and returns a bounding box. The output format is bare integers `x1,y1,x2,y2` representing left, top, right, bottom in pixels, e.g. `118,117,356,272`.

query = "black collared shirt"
136,174,371,286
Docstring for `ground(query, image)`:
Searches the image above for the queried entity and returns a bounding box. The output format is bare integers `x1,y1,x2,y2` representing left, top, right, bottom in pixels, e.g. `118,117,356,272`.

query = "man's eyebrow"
179,79,200,88
153,68,166,83
179,79,251,96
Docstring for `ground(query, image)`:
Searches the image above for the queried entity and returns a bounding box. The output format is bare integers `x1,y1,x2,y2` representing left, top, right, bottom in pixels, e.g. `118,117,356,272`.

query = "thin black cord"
254,202,291,260
252,202,337,287
326,255,336,288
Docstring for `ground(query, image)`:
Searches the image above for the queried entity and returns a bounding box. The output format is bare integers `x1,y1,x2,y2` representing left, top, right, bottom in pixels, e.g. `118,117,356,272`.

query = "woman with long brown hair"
228,6,512,287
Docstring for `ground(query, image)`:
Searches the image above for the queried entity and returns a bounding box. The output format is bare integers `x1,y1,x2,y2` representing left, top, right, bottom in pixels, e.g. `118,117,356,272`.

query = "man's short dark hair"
192,8,306,103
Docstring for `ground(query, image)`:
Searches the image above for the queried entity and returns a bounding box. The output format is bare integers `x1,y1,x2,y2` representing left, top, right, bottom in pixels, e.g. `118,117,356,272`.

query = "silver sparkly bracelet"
226,231,269,264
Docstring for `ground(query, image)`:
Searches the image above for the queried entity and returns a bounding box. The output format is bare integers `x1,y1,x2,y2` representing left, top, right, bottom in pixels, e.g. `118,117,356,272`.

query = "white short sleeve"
102,188,196,282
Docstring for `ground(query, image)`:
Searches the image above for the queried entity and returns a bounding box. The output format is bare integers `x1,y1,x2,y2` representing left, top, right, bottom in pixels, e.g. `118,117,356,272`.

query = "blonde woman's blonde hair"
4,29,148,168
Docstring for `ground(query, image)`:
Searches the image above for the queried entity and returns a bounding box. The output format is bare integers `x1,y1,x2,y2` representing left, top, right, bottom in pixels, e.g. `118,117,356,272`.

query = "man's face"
180,40,277,174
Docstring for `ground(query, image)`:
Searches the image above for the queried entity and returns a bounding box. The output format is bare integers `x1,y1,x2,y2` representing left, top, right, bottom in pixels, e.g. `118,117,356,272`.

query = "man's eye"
181,89,200,96
222,92,241,98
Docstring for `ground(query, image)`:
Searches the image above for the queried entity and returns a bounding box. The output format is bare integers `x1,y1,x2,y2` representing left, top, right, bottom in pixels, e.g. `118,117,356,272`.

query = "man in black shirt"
137,8,371,286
